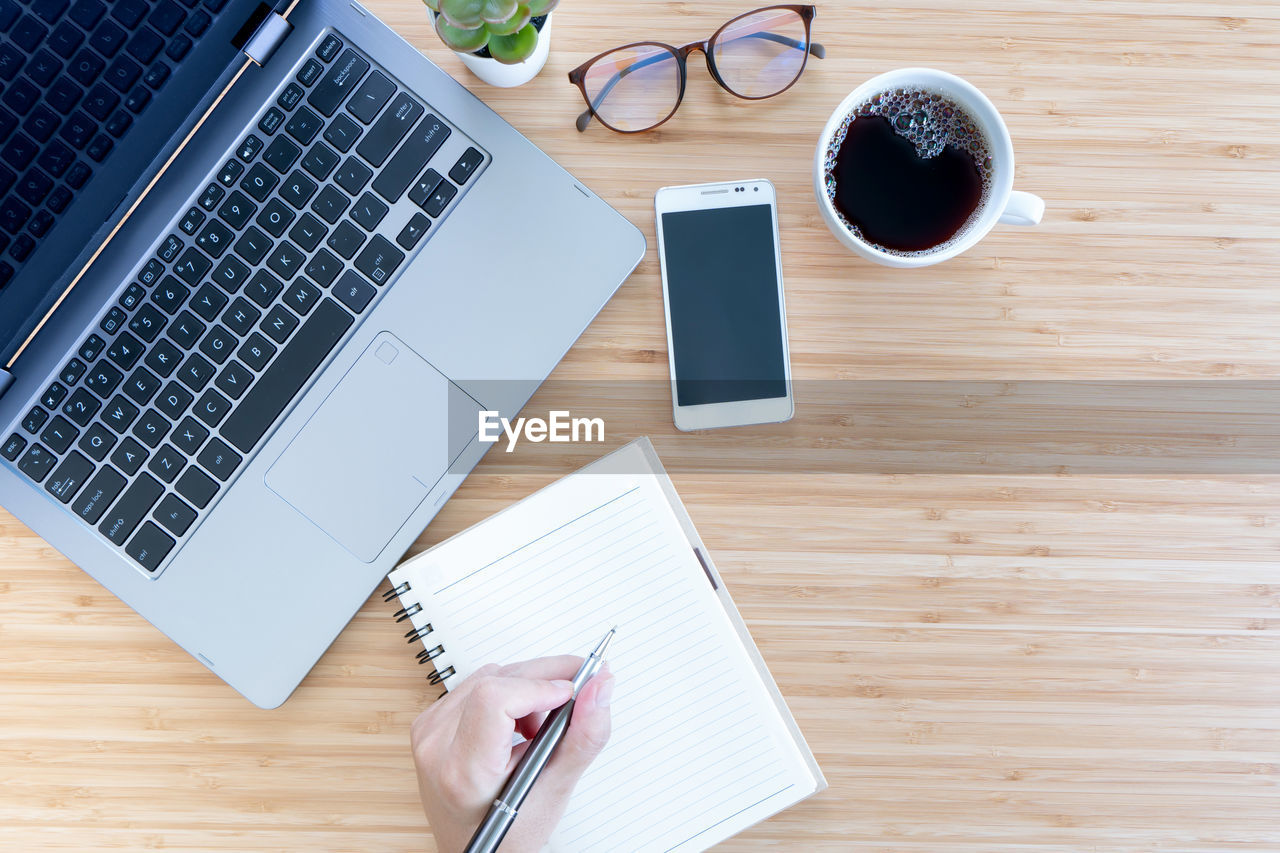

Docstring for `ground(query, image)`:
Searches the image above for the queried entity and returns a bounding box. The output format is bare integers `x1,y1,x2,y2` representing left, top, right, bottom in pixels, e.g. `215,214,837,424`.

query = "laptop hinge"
242,10,292,66
0,369,11,399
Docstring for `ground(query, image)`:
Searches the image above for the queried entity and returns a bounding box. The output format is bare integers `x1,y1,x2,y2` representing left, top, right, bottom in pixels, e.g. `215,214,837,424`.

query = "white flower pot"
433,13,553,88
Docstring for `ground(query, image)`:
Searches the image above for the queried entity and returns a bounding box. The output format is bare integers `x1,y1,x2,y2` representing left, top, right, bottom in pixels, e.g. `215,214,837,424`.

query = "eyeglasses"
568,5,824,134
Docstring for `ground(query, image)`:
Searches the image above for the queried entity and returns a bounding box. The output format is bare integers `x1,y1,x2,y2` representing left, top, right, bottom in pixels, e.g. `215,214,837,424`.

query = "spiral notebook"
386,437,824,853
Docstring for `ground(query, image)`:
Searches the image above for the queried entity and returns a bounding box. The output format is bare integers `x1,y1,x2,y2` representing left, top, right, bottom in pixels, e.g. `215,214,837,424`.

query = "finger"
498,655,585,681
529,668,614,798
454,676,574,774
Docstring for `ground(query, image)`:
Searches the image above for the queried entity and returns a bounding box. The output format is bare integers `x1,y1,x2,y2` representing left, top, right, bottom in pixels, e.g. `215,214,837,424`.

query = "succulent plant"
425,0,561,65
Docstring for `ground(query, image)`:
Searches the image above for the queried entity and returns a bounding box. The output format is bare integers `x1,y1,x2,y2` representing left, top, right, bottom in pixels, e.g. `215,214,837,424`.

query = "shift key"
98,473,164,545
356,93,424,168
372,113,451,202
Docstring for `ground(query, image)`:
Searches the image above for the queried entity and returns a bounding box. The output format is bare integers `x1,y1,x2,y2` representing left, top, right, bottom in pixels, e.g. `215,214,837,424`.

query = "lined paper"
391,442,819,853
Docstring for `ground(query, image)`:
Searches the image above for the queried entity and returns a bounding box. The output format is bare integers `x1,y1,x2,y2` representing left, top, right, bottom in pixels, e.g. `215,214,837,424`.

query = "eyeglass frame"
567,5,825,134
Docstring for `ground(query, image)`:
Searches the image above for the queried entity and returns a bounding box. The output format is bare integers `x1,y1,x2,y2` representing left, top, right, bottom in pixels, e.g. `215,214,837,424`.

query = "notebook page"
400,444,817,853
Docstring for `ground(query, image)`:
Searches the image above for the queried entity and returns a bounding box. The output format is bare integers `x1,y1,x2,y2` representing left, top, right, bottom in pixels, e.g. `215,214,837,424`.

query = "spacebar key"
221,299,353,454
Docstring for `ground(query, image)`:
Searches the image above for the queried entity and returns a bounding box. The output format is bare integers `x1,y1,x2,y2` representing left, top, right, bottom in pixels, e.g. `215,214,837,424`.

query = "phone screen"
661,204,787,407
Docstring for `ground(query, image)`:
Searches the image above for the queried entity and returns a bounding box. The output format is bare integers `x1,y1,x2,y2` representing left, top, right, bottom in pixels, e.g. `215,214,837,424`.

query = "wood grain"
4,1,1280,851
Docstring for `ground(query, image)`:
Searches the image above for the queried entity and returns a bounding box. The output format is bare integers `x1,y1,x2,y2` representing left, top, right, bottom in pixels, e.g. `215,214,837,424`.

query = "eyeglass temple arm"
576,34,825,132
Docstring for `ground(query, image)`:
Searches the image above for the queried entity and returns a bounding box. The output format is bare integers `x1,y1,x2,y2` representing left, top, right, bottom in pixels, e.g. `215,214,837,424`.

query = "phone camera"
753,186,759,191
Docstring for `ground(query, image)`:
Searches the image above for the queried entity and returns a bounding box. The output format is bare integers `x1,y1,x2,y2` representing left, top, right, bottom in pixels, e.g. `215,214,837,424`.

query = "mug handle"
999,191,1045,226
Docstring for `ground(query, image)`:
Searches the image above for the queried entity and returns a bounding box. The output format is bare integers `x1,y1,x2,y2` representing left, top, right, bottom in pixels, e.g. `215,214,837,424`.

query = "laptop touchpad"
265,332,481,563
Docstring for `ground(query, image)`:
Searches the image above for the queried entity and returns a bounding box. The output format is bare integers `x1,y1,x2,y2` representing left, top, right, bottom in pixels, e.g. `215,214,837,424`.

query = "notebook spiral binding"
385,579,456,687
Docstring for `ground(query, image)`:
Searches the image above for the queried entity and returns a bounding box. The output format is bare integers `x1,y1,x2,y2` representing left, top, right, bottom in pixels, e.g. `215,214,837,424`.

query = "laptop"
0,0,645,707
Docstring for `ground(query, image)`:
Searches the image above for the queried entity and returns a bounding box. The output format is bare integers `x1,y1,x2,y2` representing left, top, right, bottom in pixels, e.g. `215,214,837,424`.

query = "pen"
463,627,616,853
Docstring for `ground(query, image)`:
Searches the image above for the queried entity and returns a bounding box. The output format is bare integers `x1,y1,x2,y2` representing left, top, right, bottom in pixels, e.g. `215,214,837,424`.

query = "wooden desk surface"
4,1,1280,850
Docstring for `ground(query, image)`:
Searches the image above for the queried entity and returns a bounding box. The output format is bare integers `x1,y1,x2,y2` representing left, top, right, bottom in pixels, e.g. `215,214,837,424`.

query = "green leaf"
434,13,489,52
483,4,529,35
421,0,440,10
486,21,538,64
439,0,484,29
524,0,558,15
479,0,518,24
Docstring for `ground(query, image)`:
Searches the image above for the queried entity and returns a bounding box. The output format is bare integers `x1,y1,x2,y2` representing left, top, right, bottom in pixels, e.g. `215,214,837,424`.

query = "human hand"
410,655,614,853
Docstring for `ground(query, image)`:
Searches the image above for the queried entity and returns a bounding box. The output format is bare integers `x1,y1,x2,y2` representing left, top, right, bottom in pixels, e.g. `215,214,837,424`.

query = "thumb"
543,669,614,789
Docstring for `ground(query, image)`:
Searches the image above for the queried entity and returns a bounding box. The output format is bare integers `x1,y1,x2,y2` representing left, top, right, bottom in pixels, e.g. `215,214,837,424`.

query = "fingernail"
595,675,614,708
552,679,574,691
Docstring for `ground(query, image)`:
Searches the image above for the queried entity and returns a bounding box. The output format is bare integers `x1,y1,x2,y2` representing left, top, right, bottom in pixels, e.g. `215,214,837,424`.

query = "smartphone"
655,179,794,431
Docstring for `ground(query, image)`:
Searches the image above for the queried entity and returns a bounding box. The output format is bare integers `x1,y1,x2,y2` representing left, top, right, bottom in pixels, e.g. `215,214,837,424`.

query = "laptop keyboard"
1,31,489,575
0,0,229,290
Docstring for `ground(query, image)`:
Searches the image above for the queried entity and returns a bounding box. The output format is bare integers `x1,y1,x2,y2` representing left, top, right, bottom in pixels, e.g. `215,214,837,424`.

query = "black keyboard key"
279,170,318,211
68,0,105,29
126,520,175,570
221,297,259,335
296,58,323,87
25,49,61,87
155,380,192,419
217,190,256,229
237,332,274,370
118,282,145,310
123,366,161,405
57,109,93,147
106,331,144,369
0,0,20,30
197,436,239,480
17,442,56,481
333,269,374,314
198,182,224,210
244,269,282,308
396,212,429,250
143,338,181,376
182,8,207,35
170,415,207,454
449,146,483,184
325,219,363,259
315,33,342,62
370,112,448,201
304,247,340,286
110,435,147,473
2,432,27,461
40,413,78,452
4,78,39,115
23,405,50,433
0,196,31,232
288,211,325,250
217,158,243,186
282,278,319,316
262,135,299,173
310,184,347,223
164,33,191,61
409,169,442,208
46,185,72,212
105,55,142,93
72,465,125,524
347,70,394,124
259,302,296,343
232,225,271,264
32,0,68,24
178,206,204,235
8,232,34,261
255,197,293,237
85,359,123,397
143,60,169,89
0,44,21,82
41,381,67,409
174,465,216,508
357,93,424,169
24,106,60,143
192,387,229,427
77,421,116,460
111,0,147,28
257,105,284,136
176,353,213,392
11,15,48,52
308,49,367,117
276,82,303,111
150,275,190,314
90,20,127,58
62,388,99,425
100,394,139,432
300,141,337,179
83,82,119,120
198,324,234,363
99,472,162,543
85,132,113,162
126,26,162,63
284,105,323,144
350,191,387,231
149,0,184,35
266,240,304,280
221,298,352,453
146,442,185,482
60,357,87,384
190,283,227,321
153,493,195,535
45,450,93,503
195,218,234,258
46,76,82,113
2,432,26,461
80,332,106,362
323,112,360,152
131,407,170,447
237,133,263,162
170,310,207,348
37,140,74,177
214,359,252,399
15,167,50,206
422,177,457,217
158,233,183,262
333,156,371,195
239,162,277,202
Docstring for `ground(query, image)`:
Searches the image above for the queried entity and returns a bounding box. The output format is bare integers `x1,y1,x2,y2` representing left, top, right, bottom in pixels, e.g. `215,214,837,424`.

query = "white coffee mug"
813,68,1044,268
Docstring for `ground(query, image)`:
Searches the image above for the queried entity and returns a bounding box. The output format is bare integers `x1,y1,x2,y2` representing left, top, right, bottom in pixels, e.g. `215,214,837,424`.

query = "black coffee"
823,89,992,255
